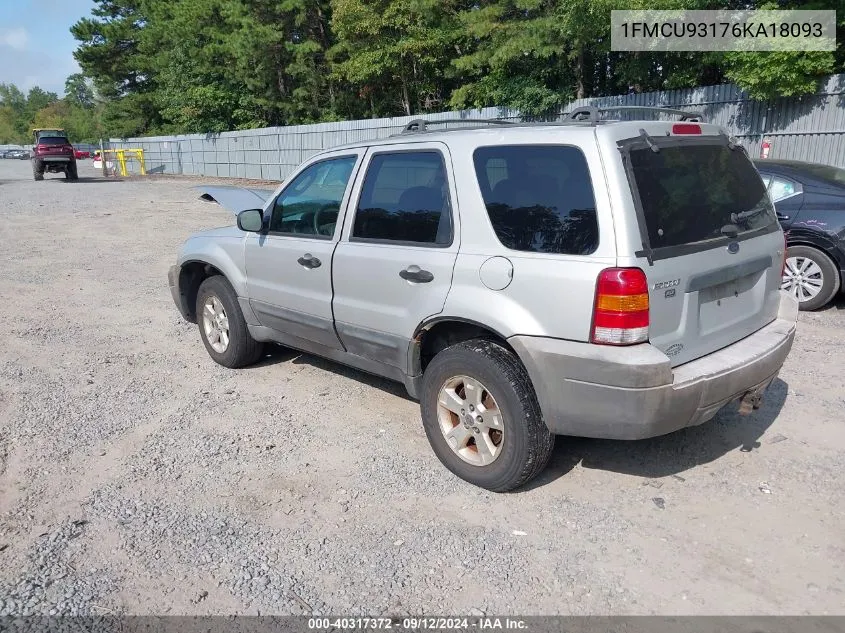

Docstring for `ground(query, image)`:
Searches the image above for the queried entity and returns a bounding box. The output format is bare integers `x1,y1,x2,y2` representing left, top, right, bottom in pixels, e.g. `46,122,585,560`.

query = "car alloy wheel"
201,295,230,353
782,255,824,303
436,375,505,466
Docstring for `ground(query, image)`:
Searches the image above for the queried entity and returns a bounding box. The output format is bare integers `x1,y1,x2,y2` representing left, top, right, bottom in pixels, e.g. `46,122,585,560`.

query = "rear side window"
628,143,777,251
352,152,452,246
766,176,798,202
473,145,598,255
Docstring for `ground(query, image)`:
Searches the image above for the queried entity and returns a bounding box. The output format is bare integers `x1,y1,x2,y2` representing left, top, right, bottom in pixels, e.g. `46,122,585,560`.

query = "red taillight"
591,268,650,345
672,123,702,135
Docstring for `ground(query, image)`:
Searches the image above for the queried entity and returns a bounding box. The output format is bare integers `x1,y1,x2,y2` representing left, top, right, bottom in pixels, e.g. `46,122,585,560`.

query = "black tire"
420,339,554,492
195,276,264,368
783,245,840,311
32,160,44,181
66,162,78,180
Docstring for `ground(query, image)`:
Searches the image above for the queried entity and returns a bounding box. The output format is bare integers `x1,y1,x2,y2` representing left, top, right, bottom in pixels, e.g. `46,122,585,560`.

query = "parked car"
74,147,91,160
755,159,845,310
3,149,29,160
31,130,77,181
169,109,798,491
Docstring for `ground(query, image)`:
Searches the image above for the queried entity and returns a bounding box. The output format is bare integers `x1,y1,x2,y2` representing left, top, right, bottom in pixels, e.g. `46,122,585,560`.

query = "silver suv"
169,108,799,492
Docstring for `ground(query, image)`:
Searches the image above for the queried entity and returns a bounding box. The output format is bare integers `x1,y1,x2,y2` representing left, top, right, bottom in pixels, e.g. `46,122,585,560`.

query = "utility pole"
99,138,107,177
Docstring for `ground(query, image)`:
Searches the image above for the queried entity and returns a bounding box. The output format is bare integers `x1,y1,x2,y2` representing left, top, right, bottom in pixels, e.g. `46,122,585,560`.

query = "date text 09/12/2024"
307,618,528,630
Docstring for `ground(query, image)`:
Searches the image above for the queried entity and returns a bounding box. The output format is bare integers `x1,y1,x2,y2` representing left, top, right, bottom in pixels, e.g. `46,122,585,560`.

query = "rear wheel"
65,162,78,180
196,276,264,368
420,339,554,492
781,245,840,311
32,160,44,181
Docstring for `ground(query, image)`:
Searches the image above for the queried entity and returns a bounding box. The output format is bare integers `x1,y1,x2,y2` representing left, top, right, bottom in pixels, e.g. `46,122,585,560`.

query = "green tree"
449,0,577,115
71,0,159,136
719,0,842,99
226,0,338,124
0,83,27,114
65,73,96,108
24,87,59,122
64,0,844,136
331,0,466,117
0,106,23,144
140,0,248,132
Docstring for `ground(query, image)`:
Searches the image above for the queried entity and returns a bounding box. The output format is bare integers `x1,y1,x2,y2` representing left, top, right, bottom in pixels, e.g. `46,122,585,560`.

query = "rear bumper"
509,292,799,440
38,157,72,163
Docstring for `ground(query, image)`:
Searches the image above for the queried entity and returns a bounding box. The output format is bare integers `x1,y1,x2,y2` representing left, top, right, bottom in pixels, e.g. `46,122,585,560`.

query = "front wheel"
196,276,264,368
420,339,554,492
781,245,840,311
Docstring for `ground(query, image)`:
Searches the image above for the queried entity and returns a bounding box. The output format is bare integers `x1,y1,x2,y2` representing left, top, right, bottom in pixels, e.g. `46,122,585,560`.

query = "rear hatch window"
37,137,70,146
628,142,778,257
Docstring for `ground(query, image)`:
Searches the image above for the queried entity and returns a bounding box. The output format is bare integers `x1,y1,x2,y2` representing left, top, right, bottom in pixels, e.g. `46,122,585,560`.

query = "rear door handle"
399,265,434,283
776,212,790,221
297,253,321,269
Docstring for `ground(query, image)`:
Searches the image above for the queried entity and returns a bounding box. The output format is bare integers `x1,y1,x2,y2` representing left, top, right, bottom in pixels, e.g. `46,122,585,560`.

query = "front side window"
352,152,453,246
473,145,599,255
269,156,357,237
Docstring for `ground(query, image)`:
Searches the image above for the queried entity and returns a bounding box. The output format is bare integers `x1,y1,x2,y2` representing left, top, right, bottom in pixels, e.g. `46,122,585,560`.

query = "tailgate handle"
688,256,774,292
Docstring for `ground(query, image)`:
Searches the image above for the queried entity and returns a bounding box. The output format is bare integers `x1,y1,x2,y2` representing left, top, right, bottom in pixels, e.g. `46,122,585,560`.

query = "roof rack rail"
565,105,705,123
399,118,515,134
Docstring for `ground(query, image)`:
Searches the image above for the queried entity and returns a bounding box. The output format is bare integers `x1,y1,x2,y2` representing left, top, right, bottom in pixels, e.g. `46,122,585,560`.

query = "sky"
0,0,96,95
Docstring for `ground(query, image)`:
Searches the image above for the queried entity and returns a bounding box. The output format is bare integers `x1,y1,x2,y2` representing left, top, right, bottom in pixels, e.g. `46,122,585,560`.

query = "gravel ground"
0,158,843,616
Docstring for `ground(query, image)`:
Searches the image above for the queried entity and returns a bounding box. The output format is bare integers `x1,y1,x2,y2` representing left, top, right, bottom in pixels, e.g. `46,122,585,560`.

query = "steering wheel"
313,204,340,236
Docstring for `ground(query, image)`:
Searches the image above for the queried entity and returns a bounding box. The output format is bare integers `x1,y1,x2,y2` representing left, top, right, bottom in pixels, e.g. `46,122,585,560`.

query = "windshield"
628,142,777,251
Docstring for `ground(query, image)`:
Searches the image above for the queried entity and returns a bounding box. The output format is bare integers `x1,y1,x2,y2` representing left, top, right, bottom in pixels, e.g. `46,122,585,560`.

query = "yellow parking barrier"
100,148,146,176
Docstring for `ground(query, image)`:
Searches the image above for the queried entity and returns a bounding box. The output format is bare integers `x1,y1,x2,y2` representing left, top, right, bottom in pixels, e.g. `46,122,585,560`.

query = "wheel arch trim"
785,230,845,272
407,315,526,382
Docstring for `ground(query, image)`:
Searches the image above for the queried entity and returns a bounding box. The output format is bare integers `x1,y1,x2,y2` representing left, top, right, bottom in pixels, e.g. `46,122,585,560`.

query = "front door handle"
776,212,790,221
297,253,321,269
399,265,434,283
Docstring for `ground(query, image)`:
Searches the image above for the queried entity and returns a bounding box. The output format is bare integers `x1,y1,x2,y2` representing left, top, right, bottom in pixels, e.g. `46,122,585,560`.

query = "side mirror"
237,209,263,232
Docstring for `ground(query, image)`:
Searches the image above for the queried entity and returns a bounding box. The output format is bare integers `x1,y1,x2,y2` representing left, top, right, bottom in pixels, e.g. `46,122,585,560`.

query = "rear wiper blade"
730,201,769,226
